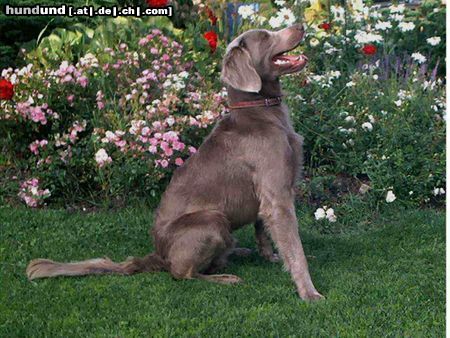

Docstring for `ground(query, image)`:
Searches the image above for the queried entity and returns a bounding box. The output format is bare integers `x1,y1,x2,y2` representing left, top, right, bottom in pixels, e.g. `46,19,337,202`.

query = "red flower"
0,79,14,100
318,22,331,31
146,0,168,7
203,31,218,53
362,44,377,56
206,7,218,25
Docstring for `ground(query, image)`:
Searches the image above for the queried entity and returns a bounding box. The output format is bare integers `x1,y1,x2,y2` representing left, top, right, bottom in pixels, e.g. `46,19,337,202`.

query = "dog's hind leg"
227,237,253,257
165,210,243,284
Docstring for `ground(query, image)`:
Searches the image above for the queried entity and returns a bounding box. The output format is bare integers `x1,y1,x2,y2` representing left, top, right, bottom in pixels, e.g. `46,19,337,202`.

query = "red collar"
227,96,283,109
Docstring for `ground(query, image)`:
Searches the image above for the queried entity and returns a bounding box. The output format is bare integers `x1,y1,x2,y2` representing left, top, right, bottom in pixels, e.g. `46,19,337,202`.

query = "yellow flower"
304,0,323,24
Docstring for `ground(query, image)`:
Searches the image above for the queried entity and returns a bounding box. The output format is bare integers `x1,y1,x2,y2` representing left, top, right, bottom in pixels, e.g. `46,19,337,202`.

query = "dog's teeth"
274,59,289,65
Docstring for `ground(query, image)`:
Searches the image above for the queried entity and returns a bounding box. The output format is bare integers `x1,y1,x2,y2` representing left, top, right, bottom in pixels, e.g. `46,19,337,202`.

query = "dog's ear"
221,45,262,93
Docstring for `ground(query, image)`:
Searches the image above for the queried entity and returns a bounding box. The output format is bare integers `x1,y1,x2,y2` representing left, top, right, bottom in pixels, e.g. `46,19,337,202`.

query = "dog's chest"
286,132,303,182
226,193,260,229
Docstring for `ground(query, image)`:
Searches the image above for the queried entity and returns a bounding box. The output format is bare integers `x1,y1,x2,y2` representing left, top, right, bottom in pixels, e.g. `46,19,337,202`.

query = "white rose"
427,36,441,46
386,190,396,203
411,52,426,64
325,208,337,222
314,208,326,220
362,122,373,131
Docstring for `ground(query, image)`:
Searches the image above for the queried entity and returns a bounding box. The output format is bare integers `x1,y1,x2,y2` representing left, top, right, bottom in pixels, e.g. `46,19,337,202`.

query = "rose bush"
0,22,227,207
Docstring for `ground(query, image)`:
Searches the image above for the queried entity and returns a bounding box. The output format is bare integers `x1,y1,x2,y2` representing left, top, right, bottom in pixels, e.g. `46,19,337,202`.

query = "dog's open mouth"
272,53,308,68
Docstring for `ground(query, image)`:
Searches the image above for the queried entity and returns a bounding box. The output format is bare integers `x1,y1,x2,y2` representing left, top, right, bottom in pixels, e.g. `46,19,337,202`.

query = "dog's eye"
238,39,247,49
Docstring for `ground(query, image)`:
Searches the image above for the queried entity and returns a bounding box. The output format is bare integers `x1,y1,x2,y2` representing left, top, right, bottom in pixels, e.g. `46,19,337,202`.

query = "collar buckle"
227,95,283,110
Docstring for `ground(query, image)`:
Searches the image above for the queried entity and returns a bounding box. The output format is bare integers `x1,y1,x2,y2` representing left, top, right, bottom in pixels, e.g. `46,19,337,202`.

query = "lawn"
0,206,445,337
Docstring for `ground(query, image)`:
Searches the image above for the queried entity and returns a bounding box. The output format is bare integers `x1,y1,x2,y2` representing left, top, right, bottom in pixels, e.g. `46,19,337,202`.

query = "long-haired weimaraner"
27,24,323,301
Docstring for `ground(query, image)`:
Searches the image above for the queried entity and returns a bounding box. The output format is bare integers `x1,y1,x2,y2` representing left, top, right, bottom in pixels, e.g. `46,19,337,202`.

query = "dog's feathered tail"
26,253,166,280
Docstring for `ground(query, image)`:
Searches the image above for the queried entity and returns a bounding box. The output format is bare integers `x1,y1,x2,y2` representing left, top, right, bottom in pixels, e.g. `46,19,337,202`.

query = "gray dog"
27,24,323,301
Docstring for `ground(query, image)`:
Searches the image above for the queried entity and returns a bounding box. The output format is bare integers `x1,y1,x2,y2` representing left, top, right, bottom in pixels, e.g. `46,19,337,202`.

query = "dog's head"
221,24,307,93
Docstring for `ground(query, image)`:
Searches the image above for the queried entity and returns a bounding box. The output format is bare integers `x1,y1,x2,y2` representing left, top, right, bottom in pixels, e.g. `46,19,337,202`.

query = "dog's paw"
260,252,280,263
299,289,324,302
267,253,280,263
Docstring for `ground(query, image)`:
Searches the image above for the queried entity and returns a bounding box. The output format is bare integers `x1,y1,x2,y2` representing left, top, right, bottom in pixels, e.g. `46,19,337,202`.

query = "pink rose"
62,74,73,83
141,127,151,136
77,76,88,88
172,141,185,151
139,38,148,46
29,141,39,155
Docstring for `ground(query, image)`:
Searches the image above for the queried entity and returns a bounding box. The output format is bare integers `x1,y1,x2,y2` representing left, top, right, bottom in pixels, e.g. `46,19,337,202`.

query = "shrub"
286,71,445,206
0,19,227,207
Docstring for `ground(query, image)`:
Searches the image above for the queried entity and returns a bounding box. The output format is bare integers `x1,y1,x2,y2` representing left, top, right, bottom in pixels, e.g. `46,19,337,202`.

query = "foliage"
0,0,119,70
24,16,180,67
285,69,445,206
0,0,197,69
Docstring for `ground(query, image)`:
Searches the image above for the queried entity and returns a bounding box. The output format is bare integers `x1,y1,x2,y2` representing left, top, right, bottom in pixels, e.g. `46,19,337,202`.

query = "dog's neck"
226,79,283,104
226,78,292,129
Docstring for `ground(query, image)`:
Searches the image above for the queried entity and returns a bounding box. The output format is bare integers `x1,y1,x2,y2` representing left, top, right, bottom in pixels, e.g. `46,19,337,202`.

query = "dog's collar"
227,96,283,109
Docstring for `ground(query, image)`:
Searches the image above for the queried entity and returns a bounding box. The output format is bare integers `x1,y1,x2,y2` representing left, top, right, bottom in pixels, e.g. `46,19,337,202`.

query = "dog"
26,24,323,301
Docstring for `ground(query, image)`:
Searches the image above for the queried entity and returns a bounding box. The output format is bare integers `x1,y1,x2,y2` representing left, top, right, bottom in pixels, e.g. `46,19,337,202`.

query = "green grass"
0,206,444,337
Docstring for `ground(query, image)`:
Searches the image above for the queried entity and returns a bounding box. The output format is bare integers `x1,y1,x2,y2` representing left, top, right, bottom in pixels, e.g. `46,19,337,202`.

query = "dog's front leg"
254,219,280,262
259,195,323,301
